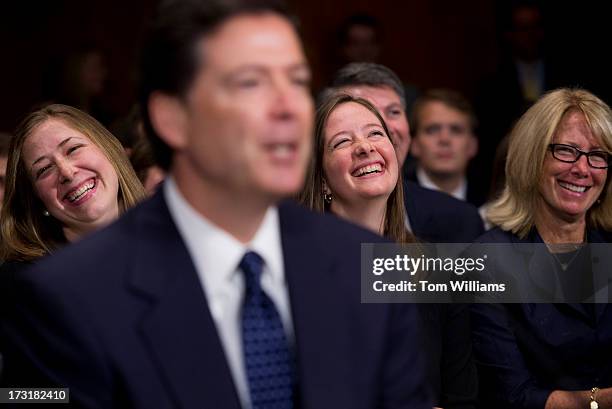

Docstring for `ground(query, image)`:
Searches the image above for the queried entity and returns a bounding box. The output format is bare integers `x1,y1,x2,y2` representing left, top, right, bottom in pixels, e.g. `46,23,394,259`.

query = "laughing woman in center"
301,93,477,409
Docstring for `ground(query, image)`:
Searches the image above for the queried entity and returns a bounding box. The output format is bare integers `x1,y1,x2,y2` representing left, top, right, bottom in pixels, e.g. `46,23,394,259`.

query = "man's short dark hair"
337,14,380,45
330,62,406,109
139,0,295,170
410,88,478,135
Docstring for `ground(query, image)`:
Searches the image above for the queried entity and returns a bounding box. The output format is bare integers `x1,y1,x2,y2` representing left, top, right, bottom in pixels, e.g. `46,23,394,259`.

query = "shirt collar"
163,177,284,294
416,166,467,201
250,207,284,285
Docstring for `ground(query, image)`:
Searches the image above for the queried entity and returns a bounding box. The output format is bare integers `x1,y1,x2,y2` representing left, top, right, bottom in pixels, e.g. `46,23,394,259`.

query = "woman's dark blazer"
471,227,612,409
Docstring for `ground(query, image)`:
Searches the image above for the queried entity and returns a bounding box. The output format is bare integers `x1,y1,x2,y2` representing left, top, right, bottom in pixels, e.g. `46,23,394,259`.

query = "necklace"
546,243,585,271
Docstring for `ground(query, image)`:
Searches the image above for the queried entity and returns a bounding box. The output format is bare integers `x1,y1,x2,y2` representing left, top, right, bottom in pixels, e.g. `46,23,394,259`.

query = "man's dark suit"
404,180,484,243
404,167,487,208
0,190,430,409
401,181,481,408
473,57,563,198
471,227,612,409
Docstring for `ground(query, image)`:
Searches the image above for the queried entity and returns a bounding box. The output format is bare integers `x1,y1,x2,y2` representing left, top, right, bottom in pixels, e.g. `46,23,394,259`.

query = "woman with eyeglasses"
473,88,612,409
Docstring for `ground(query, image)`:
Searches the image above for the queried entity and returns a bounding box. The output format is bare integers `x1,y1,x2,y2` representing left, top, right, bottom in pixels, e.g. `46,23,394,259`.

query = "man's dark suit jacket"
404,180,484,243
473,57,563,199
404,167,487,208
471,227,612,409
402,180,481,408
0,190,430,409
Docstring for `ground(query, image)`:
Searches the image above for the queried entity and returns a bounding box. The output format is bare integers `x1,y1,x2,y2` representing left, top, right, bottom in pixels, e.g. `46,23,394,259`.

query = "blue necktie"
240,251,294,409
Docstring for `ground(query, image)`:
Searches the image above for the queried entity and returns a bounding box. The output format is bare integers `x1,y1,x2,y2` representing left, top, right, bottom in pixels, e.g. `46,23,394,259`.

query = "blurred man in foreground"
0,1,429,408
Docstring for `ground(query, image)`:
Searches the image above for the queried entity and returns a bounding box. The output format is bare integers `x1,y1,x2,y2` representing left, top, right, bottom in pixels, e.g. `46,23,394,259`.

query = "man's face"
342,24,379,63
340,85,410,166
169,13,314,204
411,101,477,178
508,6,544,61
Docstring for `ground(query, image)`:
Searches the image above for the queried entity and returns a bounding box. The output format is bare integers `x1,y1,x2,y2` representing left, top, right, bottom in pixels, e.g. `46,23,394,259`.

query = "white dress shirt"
416,166,467,201
164,177,294,409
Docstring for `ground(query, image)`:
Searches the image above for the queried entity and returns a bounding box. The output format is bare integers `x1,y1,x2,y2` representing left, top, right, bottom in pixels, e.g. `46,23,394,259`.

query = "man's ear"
148,92,188,150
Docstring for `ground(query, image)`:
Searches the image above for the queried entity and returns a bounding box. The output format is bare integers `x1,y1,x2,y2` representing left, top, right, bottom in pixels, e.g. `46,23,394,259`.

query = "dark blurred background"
1,0,609,132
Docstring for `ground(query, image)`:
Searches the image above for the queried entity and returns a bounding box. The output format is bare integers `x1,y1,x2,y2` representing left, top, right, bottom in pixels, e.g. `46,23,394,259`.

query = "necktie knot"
240,251,264,294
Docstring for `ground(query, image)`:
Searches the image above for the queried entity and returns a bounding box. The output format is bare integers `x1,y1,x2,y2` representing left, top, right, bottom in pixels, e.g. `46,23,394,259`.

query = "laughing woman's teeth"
68,180,95,202
559,181,587,193
355,163,382,177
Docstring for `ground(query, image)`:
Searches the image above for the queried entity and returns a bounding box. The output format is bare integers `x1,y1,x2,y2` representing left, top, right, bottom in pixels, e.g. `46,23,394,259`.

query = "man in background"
475,2,553,198
334,15,419,111
408,89,484,207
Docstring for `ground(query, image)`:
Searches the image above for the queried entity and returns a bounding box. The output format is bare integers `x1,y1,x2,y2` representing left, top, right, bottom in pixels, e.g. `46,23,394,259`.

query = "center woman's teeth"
68,180,95,202
559,181,587,193
355,163,382,177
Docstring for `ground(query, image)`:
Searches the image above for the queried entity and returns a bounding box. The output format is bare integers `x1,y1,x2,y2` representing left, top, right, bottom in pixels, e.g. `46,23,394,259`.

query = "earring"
43,210,50,217
323,192,332,204
322,180,332,204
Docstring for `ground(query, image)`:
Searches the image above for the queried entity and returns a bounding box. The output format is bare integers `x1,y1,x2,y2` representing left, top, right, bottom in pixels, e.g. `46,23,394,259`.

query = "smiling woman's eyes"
332,138,350,149
33,144,85,179
35,164,53,179
67,144,84,154
331,130,384,149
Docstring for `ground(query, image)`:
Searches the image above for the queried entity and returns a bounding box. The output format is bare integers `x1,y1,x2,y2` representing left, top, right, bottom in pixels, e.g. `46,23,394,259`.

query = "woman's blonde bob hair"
0,104,146,262
300,93,413,244
487,88,612,237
